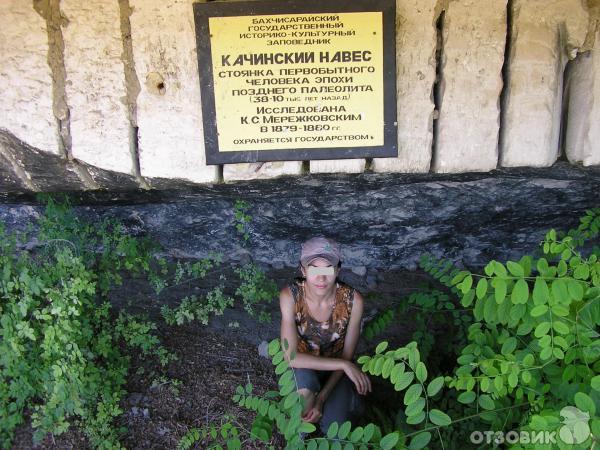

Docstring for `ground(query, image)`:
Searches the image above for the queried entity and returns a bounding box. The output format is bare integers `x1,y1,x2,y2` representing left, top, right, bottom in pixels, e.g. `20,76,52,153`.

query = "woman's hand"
342,360,372,395
302,396,324,423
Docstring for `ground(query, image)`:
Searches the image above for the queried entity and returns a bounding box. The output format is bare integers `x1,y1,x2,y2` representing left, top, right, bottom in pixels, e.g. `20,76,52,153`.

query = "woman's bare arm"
280,287,371,396
316,291,370,401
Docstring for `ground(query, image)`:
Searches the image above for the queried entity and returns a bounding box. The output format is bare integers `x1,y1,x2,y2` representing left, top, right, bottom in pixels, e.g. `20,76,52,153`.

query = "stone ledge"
1,162,598,281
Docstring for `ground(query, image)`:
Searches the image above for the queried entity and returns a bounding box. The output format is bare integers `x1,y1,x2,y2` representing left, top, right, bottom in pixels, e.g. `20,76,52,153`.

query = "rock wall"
1,0,599,192
564,2,600,166
1,163,598,280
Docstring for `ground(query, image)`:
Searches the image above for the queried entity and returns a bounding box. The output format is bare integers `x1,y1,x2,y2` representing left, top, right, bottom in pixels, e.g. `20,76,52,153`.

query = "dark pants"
293,368,365,435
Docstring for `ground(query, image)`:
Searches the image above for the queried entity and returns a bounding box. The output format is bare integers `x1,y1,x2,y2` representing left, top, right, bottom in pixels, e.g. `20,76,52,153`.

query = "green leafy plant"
225,338,424,449
363,289,471,362
233,200,252,243
161,285,234,326
177,416,244,450
0,195,183,448
420,209,600,449
226,208,599,449
234,263,278,323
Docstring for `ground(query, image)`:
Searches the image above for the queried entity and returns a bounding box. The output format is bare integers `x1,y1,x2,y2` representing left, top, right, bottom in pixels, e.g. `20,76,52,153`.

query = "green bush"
0,196,175,448
217,209,600,449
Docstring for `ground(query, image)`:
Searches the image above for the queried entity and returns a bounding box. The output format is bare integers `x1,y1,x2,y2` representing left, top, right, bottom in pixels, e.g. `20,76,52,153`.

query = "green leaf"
574,392,596,415
408,432,431,450
539,335,552,348
530,304,548,317
279,380,295,396
415,362,427,383
553,320,570,334
480,377,490,392
530,415,548,430
574,264,590,280
494,279,507,304
552,279,568,303
567,280,584,300
551,304,569,317
427,377,444,397
591,375,600,392
299,422,316,433
350,426,363,443
494,262,508,277
390,362,405,384
338,421,351,440
405,398,426,417
532,277,549,305
272,350,285,365
457,391,476,404
501,337,517,355
460,275,473,294
451,270,470,285
507,261,524,277
406,411,426,425
428,409,451,426
283,392,299,409
362,423,375,442
511,279,529,304
539,347,552,360
379,432,399,450
476,278,488,300
536,258,549,274
395,371,415,391
494,376,503,392
357,355,370,365
404,384,423,405
268,339,280,356
478,395,495,410
375,341,389,355
461,290,475,307
326,421,339,439
534,322,551,338
382,358,395,379
275,360,289,375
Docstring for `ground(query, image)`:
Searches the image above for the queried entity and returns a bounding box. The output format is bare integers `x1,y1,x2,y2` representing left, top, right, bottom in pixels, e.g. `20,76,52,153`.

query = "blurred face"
302,258,338,292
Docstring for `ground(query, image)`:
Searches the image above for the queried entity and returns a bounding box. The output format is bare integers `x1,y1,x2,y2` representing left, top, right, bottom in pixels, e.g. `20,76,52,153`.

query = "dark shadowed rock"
0,129,144,191
0,163,598,282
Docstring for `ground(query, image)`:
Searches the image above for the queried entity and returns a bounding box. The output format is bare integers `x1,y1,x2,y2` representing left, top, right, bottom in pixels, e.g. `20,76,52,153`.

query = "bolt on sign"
193,0,397,164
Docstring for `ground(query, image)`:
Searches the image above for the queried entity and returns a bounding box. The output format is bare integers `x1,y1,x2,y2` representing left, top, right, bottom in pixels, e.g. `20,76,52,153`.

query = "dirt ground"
13,320,285,449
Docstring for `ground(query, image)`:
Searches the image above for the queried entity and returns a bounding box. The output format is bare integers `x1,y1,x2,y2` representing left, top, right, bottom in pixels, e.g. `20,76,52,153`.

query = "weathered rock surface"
500,0,589,167
62,0,133,174
433,0,506,173
0,130,140,192
223,161,302,181
0,1,57,154
565,28,600,167
130,0,217,183
310,159,366,174
1,163,598,282
373,0,438,173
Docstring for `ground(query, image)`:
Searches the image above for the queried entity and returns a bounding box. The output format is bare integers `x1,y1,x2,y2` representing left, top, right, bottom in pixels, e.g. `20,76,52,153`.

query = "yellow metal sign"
208,12,384,152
